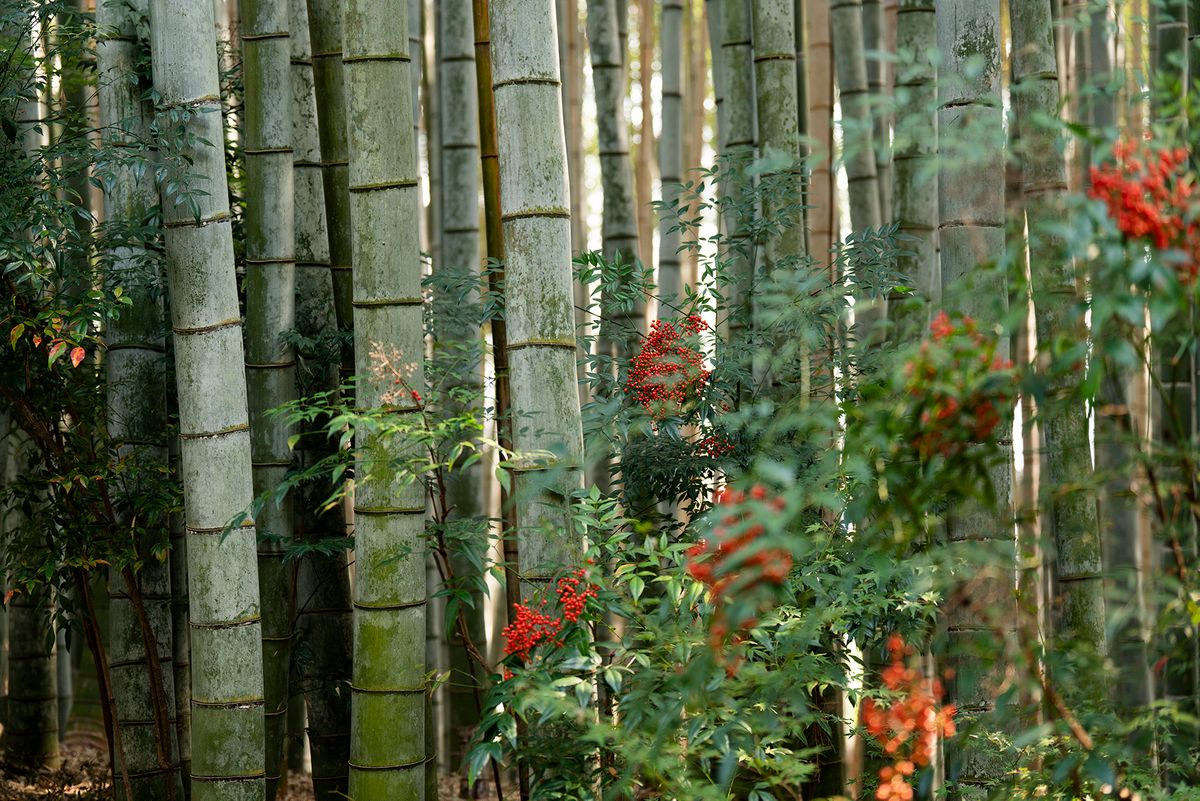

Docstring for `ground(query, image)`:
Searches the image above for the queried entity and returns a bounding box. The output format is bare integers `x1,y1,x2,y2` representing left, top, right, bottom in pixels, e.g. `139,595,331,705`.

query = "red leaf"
70,346,86,368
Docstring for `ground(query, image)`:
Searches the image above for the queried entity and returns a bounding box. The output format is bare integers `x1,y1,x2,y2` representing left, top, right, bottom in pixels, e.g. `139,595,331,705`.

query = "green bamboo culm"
435,0,487,778
1010,0,1107,672
342,0,428,796
288,0,352,797
935,0,1015,795
98,0,184,794
239,0,298,793
716,0,755,354
750,0,805,270
861,0,890,222
586,0,644,362
658,0,685,303
490,0,586,592
830,0,881,233
891,0,937,329
147,3,267,800
307,0,354,379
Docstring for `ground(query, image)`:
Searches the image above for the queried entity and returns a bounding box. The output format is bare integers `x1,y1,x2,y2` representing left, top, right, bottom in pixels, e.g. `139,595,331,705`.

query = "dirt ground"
0,734,500,801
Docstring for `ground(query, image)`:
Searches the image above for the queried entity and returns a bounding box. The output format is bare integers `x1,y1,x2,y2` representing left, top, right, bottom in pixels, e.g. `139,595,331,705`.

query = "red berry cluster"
687,485,792,651
695,431,733,458
501,568,598,666
904,312,1014,460
624,315,711,420
555,568,597,623
861,636,956,801
1089,138,1199,279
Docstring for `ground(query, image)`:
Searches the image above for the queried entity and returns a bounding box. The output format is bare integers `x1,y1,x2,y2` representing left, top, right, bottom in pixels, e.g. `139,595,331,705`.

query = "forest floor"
0,734,500,801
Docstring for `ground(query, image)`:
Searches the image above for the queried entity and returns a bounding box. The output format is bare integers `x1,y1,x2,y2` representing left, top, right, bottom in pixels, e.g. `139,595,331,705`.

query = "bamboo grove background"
0,0,1198,800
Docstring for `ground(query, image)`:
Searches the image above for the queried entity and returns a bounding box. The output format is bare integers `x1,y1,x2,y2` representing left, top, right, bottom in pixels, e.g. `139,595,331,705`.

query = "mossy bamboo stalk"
1011,0,1107,668
558,0,587,255
3,586,59,769
98,0,183,791
635,0,656,270
892,0,936,323
935,0,1014,793
862,0,892,221
2,428,59,770
240,1,297,792
751,0,805,271
289,0,352,795
1082,0,1151,723
717,0,755,350
436,0,486,776
490,0,586,591
831,0,882,233
659,0,685,302
99,0,183,793
682,0,706,287
306,0,354,377
148,3,267,798
705,0,727,154
587,0,645,360
1151,0,1200,752
342,0,428,796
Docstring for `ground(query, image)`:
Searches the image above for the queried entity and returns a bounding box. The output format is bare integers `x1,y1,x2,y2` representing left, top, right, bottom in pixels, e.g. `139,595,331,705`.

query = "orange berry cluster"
624,315,711,420
904,312,1013,460
687,485,792,650
1089,138,1199,278
861,636,956,801
501,568,598,665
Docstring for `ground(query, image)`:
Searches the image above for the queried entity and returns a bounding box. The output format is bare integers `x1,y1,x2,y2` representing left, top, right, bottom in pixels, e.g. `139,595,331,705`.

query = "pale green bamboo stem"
436,0,486,776
1152,0,1200,756
718,0,755,351
751,0,805,271
148,3,267,799
935,0,1014,793
659,0,685,302
587,0,645,362
891,0,937,326
307,0,354,376
98,0,184,793
239,1,297,793
862,0,892,222
342,0,428,796
1011,0,1107,670
289,0,352,796
706,0,728,154
490,0,586,591
831,0,882,233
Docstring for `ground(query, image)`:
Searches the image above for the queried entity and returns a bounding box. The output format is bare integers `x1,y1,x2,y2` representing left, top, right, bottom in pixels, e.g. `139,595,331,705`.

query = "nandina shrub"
1088,137,1199,279
902,311,1015,461
624,315,712,421
501,567,600,670
861,636,957,801
686,485,793,653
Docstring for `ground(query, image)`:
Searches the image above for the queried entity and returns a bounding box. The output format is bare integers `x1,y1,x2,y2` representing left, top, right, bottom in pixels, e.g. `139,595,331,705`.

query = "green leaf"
627,575,645,602
9,323,24,349
48,340,67,366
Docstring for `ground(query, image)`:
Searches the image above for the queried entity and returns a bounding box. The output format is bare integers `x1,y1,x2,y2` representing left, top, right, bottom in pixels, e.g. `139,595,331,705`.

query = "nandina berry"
625,316,711,419
1089,137,1200,278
